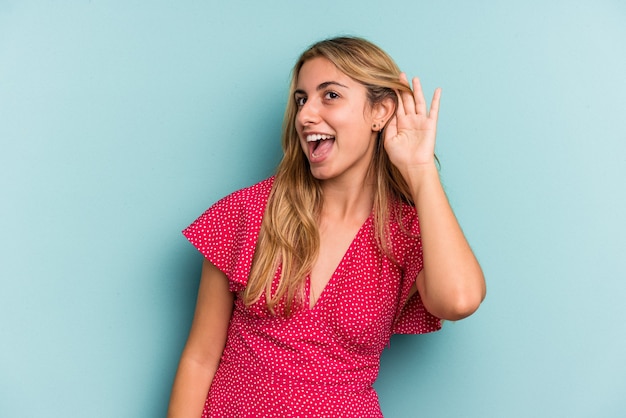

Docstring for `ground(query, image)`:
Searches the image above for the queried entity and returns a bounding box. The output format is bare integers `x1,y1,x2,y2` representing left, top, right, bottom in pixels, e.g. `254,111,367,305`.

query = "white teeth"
306,134,334,142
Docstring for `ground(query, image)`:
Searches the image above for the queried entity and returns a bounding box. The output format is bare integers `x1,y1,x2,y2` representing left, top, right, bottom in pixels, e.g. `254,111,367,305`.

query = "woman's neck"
319,176,375,223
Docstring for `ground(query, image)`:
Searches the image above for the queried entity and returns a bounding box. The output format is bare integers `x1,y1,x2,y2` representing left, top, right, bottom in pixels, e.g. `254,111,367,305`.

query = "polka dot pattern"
183,177,442,417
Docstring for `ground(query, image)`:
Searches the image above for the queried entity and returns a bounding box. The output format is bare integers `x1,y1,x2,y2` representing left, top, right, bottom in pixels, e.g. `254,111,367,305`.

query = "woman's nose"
296,100,320,126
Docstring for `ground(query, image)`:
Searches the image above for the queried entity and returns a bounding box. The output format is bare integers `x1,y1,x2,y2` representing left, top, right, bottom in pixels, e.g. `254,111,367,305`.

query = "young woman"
168,36,486,417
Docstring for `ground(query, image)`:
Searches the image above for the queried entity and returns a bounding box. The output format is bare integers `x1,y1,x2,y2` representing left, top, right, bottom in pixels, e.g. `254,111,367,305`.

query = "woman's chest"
313,257,404,353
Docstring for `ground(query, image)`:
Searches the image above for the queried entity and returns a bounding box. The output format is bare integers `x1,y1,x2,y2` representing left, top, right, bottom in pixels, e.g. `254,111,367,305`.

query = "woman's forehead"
295,57,356,91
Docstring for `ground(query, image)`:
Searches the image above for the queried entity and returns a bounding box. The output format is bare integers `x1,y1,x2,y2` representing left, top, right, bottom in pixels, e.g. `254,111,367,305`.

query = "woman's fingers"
429,88,442,122
412,77,427,115
398,73,416,115
395,88,406,116
397,73,441,122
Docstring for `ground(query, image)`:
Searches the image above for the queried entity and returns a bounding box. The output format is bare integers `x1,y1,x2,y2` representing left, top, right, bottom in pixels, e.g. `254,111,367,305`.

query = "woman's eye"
324,91,339,100
295,96,306,106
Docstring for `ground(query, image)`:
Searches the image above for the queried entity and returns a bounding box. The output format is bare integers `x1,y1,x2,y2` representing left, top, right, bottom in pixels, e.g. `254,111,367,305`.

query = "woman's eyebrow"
316,81,348,90
294,81,349,96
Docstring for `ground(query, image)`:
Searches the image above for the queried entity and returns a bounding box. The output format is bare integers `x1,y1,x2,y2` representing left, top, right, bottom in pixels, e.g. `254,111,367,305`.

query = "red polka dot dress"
183,178,441,417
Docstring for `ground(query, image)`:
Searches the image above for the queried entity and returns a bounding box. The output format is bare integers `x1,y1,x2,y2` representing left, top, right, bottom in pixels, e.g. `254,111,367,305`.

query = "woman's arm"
384,74,486,321
167,259,234,418
409,165,485,320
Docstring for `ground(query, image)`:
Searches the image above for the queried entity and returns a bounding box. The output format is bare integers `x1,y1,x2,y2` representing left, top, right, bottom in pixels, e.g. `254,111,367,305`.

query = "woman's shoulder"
238,176,275,196
184,176,274,249
215,176,275,210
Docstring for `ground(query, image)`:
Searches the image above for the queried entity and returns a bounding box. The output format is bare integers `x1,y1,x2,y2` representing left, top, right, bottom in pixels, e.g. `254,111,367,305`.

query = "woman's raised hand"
383,73,441,175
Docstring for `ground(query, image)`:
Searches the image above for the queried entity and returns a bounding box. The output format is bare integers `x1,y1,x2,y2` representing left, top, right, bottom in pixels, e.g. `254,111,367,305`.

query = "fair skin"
168,56,485,417
167,260,233,417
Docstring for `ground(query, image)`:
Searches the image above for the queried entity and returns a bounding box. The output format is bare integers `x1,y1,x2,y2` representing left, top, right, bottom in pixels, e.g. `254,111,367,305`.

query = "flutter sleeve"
182,178,272,293
391,205,442,335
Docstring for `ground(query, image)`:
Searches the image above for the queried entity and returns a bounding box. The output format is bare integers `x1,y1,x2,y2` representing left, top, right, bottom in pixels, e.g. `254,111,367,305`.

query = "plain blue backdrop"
1,1,624,417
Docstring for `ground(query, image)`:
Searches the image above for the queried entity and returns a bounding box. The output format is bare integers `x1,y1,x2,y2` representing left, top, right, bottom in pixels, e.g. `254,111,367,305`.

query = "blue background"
1,1,625,417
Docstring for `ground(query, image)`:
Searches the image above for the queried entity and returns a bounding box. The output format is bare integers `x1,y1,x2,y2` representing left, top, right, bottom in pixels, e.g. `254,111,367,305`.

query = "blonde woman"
168,36,486,417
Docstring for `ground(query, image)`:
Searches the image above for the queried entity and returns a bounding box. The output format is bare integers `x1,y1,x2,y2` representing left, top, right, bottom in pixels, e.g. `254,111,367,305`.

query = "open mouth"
306,134,335,159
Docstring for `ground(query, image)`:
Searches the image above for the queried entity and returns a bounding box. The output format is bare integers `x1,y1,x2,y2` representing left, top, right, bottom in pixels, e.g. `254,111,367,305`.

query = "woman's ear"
371,97,396,130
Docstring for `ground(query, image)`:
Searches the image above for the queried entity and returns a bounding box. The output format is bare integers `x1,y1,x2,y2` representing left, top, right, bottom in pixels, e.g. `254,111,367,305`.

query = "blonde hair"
243,36,417,315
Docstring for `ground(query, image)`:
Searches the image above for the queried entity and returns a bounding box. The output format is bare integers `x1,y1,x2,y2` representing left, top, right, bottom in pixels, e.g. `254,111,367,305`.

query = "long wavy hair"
243,36,417,315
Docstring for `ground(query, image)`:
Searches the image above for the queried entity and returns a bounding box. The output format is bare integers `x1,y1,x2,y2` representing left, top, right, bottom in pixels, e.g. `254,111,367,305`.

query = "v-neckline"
307,212,373,310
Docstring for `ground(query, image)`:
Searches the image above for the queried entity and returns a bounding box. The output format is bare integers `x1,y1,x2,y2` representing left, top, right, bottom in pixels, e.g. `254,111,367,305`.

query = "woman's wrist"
401,162,440,195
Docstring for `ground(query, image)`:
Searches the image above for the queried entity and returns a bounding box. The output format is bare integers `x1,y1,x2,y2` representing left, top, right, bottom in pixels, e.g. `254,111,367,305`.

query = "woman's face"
294,57,378,183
